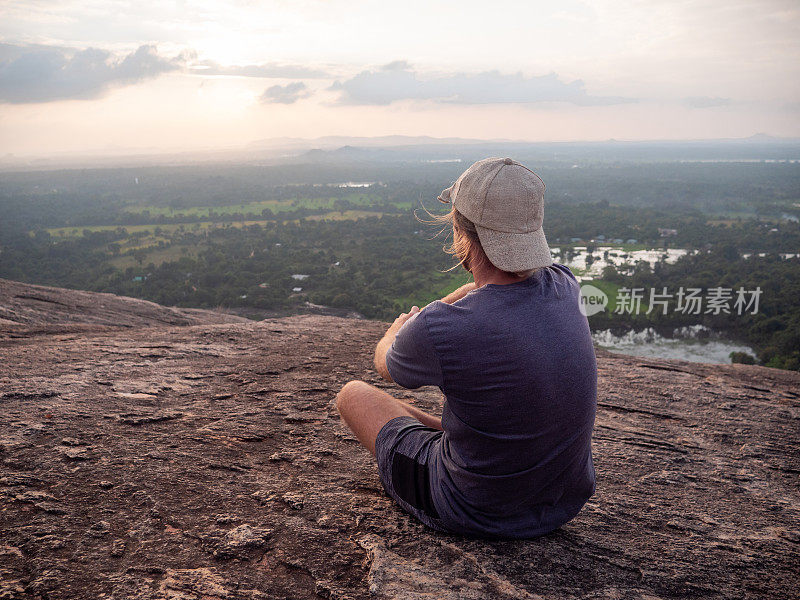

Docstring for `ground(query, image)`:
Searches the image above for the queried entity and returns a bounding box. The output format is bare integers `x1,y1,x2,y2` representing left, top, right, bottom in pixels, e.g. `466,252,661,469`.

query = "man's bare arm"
374,281,477,382
374,332,395,381
433,281,478,307
374,306,420,382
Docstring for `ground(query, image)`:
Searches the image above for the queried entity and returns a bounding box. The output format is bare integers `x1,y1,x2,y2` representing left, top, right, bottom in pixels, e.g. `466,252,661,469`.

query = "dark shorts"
374,415,453,534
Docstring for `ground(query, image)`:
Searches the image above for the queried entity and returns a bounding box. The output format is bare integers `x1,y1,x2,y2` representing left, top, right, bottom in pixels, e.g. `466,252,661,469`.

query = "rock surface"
0,277,248,337
1,280,798,599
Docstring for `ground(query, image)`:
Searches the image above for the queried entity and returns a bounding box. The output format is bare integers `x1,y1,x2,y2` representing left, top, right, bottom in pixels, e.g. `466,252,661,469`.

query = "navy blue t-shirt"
385,263,597,538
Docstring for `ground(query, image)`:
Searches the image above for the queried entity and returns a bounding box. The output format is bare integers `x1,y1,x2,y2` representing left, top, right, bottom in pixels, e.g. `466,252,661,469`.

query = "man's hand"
374,305,420,382
387,305,420,336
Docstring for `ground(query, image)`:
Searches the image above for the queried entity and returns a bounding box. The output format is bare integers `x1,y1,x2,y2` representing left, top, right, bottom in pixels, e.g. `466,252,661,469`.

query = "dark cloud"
189,60,329,79
683,96,732,108
0,43,184,104
329,62,633,106
260,81,311,104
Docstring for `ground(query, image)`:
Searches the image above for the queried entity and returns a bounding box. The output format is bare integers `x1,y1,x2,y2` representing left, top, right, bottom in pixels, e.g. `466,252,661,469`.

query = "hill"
0,280,798,599
0,278,248,337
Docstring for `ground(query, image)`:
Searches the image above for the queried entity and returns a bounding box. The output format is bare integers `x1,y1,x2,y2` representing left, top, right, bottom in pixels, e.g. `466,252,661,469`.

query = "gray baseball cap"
437,157,553,272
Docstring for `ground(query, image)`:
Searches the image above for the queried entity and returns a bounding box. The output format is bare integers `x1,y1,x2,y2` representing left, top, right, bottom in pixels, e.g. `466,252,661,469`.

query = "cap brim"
437,184,453,204
474,224,553,272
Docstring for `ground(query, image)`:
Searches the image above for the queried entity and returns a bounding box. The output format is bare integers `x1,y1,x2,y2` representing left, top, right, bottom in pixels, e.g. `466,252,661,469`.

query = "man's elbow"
374,353,393,382
375,361,393,383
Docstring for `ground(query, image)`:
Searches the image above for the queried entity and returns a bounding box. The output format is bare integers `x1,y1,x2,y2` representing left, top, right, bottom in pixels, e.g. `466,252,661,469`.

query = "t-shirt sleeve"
552,262,578,282
384,309,443,389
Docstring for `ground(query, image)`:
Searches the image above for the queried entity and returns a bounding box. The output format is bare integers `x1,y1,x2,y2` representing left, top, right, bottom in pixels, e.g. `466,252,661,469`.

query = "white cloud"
329,62,634,106
189,60,329,79
260,81,311,104
1,0,798,152
0,43,184,103
0,41,327,104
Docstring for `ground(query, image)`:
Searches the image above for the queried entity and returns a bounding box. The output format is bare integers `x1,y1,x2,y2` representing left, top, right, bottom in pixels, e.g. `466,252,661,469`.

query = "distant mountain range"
247,135,520,151
249,132,798,152
261,134,800,165
2,134,799,171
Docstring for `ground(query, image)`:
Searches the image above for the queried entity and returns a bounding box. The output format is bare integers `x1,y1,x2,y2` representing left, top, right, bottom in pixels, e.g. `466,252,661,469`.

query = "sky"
0,0,798,156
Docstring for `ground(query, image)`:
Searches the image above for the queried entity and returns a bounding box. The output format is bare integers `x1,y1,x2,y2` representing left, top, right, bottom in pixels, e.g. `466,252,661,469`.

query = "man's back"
386,264,597,538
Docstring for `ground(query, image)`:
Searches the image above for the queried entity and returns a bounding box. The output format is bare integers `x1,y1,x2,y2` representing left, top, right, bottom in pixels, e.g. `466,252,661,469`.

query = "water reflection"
552,246,689,280
593,326,756,364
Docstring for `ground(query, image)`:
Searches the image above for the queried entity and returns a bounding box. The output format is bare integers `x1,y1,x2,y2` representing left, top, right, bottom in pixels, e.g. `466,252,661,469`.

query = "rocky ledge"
0,278,249,337
0,280,798,599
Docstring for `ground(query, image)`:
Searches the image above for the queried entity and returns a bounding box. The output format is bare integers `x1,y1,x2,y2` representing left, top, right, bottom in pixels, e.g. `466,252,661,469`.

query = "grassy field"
392,269,474,311
45,220,276,238
302,210,386,221
584,279,621,313
109,244,202,269
122,192,385,219
44,222,267,269
43,209,398,240
41,210,407,271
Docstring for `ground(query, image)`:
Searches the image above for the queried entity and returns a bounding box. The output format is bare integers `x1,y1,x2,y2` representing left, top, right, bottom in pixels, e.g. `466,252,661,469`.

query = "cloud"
683,96,732,108
380,60,412,72
329,62,633,106
189,60,329,79
0,43,184,103
260,81,311,104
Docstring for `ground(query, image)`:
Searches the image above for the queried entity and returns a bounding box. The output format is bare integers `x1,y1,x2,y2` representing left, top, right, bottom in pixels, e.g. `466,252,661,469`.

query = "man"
336,157,597,538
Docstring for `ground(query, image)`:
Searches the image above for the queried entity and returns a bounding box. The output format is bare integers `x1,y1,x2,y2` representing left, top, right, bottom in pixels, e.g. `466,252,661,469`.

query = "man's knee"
335,379,370,414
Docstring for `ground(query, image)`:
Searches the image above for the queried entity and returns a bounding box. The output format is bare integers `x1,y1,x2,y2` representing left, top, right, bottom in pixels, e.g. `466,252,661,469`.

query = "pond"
551,245,689,280
592,326,757,364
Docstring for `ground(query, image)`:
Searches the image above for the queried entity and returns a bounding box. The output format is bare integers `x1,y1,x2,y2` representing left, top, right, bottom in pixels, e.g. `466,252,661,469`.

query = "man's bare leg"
335,380,442,456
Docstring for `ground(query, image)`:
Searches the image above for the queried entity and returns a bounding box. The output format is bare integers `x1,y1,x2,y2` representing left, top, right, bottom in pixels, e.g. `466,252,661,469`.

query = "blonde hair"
416,203,538,279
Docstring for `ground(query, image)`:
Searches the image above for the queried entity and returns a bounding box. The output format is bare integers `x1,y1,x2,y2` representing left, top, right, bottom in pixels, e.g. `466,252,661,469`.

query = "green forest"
1,159,798,370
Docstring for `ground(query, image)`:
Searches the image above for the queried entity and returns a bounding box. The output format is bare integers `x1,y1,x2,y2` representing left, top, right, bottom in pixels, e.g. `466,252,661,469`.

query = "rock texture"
1,280,799,599
0,277,248,337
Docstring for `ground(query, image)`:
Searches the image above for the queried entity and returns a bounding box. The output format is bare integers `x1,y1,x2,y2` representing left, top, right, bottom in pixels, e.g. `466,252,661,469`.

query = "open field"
43,210,401,240
301,210,386,221
586,279,621,313
44,220,275,238
122,192,386,218
392,270,473,310
109,244,202,269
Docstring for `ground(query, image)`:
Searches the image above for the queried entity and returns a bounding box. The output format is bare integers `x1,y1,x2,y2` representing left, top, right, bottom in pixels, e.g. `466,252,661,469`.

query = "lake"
551,245,689,280
593,326,757,364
